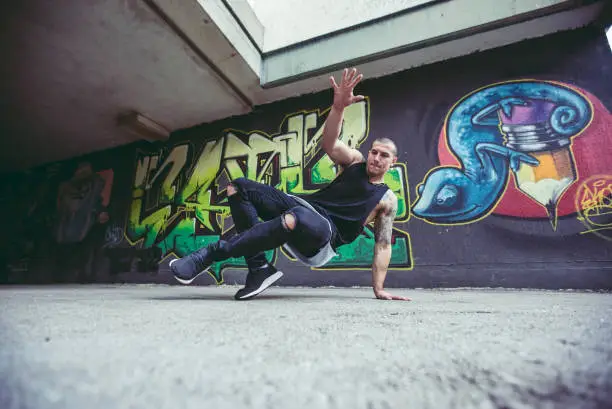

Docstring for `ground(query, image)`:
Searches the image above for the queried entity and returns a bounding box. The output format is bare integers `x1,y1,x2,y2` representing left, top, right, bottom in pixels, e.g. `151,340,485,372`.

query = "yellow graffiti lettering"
126,97,413,278
274,132,299,168
149,144,189,203
224,132,278,182
127,149,176,246
339,101,369,149
129,100,372,235
133,155,158,189
181,139,224,202
128,200,172,248
303,101,368,165
180,139,226,231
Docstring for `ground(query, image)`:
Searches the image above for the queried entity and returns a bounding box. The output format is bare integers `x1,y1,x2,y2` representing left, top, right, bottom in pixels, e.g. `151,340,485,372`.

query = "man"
170,68,410,301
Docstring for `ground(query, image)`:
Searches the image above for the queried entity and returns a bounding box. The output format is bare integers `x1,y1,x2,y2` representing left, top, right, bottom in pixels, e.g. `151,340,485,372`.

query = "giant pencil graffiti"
413,80,612,237
126,100,413,283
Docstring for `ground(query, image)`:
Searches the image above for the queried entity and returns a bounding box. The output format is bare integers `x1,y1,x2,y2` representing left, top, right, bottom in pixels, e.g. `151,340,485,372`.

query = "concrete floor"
1,285,611,409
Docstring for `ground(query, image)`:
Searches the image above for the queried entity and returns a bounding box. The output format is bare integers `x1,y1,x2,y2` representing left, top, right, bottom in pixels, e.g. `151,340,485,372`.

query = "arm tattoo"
374,190,397,246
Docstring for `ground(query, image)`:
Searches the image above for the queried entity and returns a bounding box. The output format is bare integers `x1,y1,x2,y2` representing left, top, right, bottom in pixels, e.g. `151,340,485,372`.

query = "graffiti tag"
575,175,612,240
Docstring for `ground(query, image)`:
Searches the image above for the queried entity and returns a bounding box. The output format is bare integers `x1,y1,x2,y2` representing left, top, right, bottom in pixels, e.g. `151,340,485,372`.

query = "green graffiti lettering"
125,98,414,282
320,227,412,269
385,164,410,221
126,152,173,247
179,139,227,232
311,155,337,184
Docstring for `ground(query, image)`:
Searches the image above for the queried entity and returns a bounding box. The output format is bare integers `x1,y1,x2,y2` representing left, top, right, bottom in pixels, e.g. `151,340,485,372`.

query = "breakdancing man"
170,67,410,301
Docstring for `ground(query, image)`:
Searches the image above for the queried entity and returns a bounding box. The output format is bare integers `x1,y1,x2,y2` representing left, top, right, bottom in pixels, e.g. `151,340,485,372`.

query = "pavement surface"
1,284,611,409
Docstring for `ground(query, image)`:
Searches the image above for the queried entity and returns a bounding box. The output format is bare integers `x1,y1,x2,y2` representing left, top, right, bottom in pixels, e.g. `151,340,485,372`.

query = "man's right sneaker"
169,244,216,285
234,264,283,300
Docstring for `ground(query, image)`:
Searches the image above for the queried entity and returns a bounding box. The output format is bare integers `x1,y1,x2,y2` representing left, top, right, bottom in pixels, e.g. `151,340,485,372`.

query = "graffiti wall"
126,101,413,283
0,160,114,282
1,26,610,288
0,150,161,284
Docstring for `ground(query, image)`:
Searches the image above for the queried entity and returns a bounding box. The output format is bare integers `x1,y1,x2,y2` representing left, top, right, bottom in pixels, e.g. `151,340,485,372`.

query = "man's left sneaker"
234,264,283,300
169,245,216,285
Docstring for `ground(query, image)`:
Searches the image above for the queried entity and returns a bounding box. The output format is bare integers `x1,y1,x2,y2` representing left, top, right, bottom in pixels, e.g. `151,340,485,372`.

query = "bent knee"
282,206,313,231
227,184,238,196
228,177,248,196
282,212,296,231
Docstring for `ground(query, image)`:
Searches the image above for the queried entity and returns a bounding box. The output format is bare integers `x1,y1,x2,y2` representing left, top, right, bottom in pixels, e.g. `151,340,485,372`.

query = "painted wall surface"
1,26,610,289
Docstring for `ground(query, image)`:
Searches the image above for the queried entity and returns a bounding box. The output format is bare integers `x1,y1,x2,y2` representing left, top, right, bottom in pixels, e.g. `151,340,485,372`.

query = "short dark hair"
372,137,397,156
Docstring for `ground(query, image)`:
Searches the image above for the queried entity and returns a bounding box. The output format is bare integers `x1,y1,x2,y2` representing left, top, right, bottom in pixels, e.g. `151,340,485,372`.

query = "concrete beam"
260,0,600,87
195,0,262,77
144,0,262,108
141,0,605,116
252,1,605,106
250,0,443,52
223,0,265,53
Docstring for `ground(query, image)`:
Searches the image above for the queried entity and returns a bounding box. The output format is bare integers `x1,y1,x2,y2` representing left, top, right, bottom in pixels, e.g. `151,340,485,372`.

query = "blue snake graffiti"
412,81,593,224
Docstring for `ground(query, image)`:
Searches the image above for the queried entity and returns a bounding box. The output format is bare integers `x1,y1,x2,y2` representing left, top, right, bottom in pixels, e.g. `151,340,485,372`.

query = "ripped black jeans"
212,177,336,270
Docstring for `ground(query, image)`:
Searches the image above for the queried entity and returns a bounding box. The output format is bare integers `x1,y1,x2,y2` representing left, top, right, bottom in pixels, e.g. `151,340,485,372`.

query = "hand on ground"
374,290,411,301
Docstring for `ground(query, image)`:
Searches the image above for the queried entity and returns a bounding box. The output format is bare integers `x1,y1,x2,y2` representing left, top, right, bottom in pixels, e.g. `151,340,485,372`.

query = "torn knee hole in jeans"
281,212,297,231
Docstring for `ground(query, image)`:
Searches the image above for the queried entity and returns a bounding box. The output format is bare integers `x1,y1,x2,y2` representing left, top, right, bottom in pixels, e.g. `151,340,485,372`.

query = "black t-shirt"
299,162,389,245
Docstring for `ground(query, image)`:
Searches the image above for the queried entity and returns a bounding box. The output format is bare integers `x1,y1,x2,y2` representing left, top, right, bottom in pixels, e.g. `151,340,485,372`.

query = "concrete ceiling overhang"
0,0,609,173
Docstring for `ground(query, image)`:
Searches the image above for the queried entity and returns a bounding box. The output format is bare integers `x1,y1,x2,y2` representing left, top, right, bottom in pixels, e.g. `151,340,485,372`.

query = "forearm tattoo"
374,190,397,246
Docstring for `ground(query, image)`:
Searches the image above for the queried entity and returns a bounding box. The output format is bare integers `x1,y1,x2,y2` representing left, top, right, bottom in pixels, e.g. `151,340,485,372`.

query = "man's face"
366,142,397,177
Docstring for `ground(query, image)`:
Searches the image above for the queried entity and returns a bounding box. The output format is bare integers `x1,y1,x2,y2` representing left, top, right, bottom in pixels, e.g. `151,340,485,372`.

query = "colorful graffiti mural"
412,80,612,232
3,27,610,289
0,160,117,282
125,99,413,283
55,162,113,243
52,162,116,282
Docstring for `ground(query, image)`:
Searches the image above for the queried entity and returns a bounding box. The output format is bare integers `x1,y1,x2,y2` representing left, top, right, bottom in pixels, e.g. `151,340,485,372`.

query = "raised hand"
330,68,365,110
